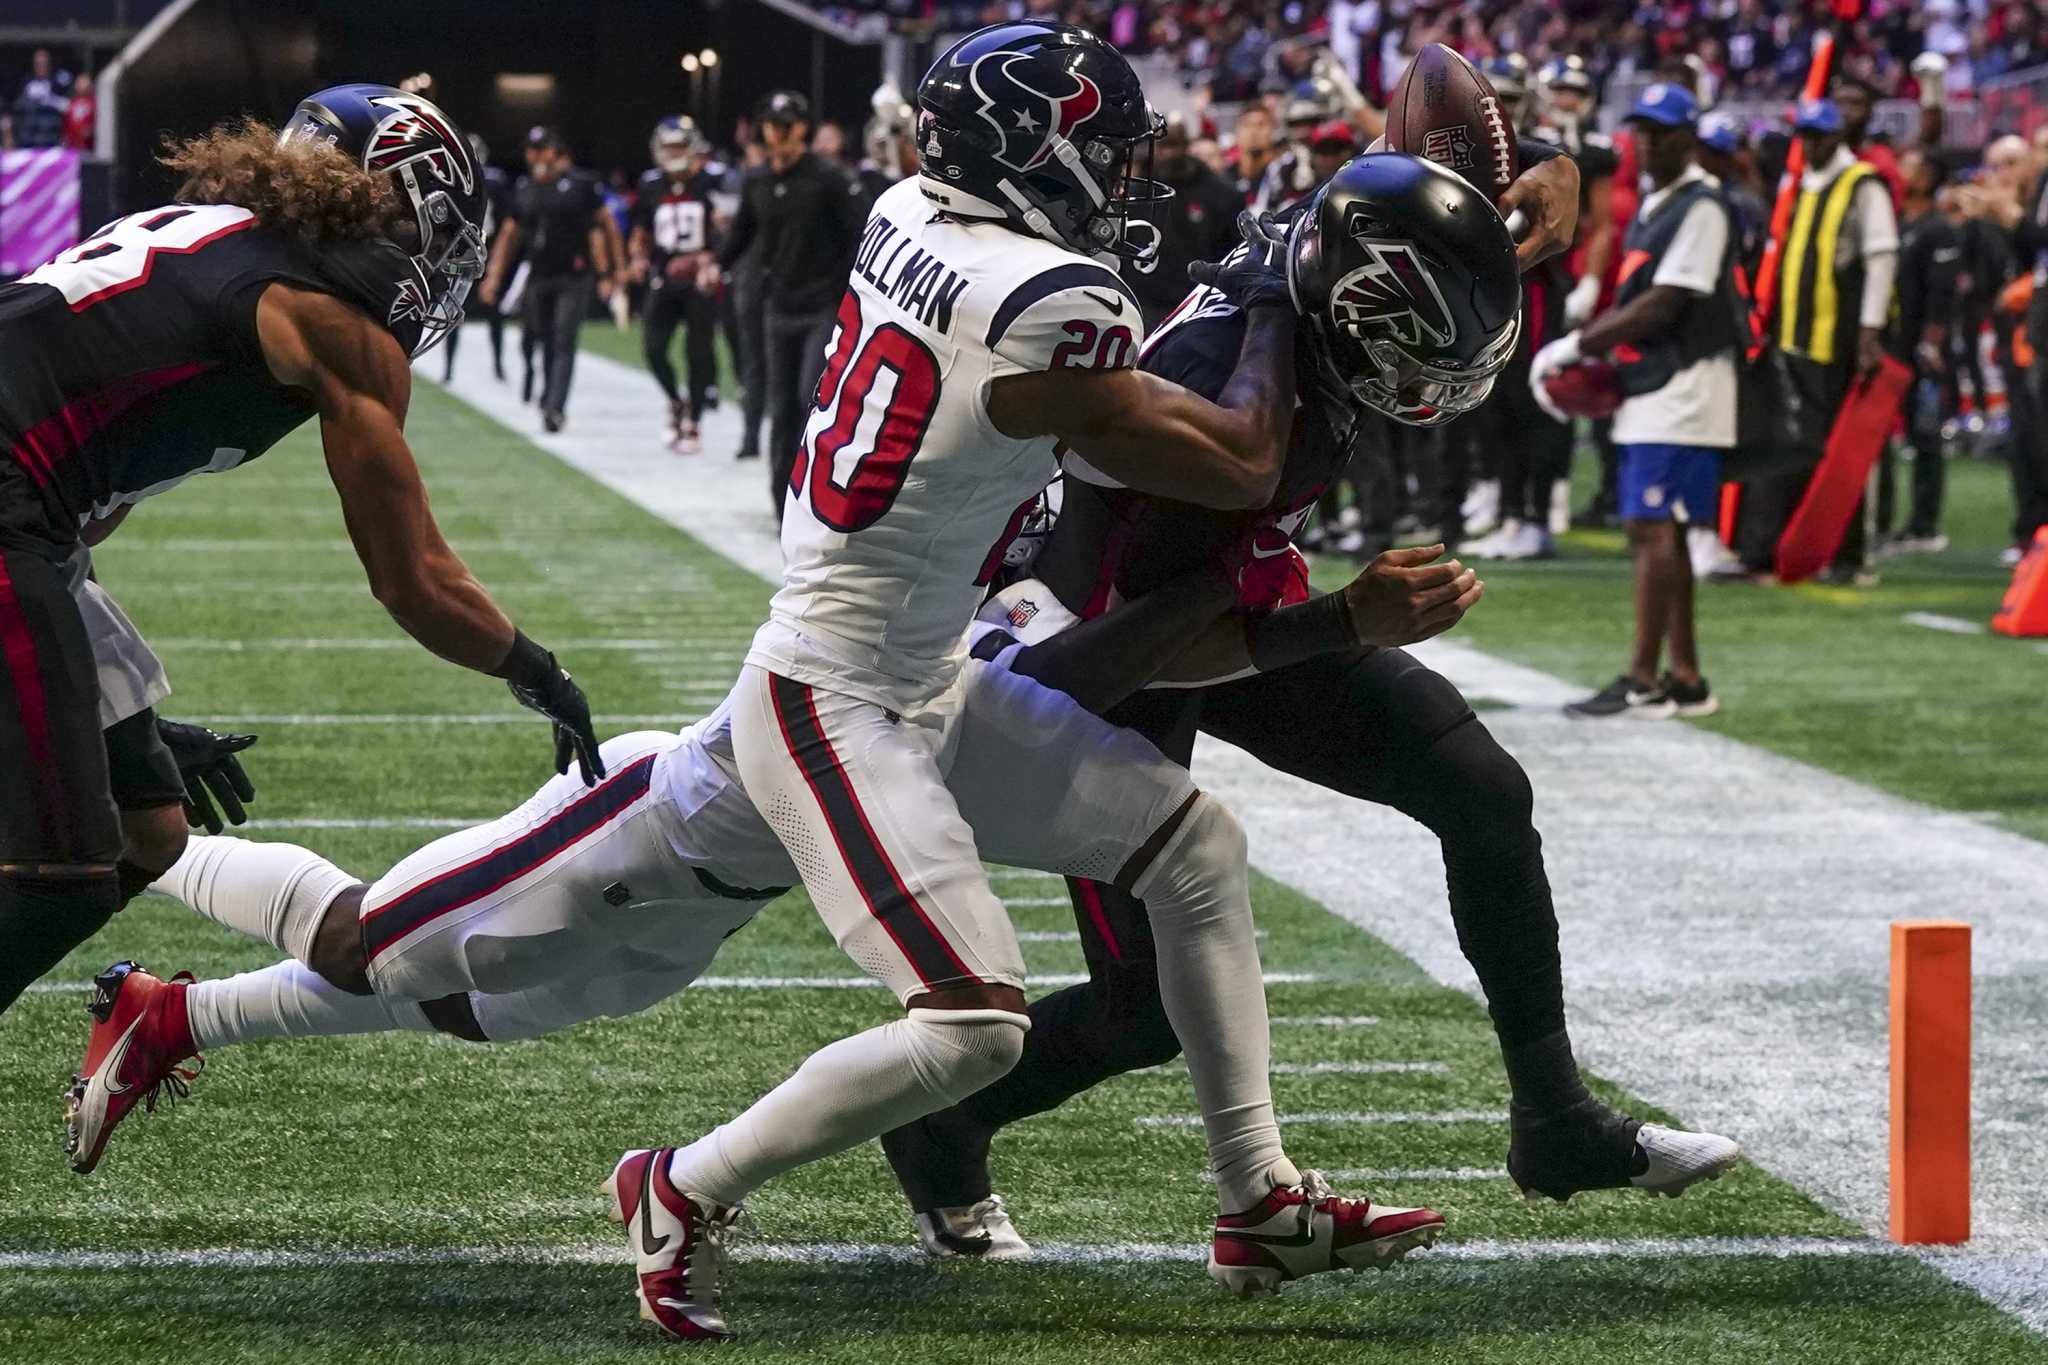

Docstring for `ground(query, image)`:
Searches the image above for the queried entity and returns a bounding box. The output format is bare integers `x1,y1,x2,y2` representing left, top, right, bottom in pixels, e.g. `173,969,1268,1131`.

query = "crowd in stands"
1,48,97,152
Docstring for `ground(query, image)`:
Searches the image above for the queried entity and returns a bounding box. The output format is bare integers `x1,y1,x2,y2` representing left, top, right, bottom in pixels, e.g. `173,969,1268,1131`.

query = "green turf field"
2,378,2042,1363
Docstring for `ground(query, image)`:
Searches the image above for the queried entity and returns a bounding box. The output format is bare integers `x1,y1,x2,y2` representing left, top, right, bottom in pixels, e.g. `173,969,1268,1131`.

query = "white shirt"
1612,165,1739,450
1798,145,1900,330
748,178,1144,712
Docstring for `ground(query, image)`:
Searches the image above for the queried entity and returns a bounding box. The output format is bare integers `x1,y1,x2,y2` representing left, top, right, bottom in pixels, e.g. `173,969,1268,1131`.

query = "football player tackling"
0,85,601,1024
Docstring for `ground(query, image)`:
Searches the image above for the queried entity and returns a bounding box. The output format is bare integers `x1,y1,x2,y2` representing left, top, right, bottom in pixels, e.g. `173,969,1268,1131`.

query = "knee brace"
902,1007,1030,1106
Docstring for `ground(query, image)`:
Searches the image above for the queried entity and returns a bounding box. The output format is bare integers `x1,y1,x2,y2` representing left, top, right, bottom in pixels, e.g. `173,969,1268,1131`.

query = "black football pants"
0,541,123,1016
763,305,836,519
523,273,593,417
940,646,1565,1140
643,280,717,421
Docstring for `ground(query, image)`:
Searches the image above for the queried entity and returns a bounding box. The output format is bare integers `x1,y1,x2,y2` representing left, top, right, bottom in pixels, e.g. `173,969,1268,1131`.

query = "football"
1383,42,1520,203
1542,358,1625,418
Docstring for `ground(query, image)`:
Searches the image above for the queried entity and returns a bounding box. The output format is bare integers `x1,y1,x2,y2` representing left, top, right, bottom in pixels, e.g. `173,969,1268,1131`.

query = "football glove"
1188,211,1296,312
155,719,257,834
506,644,607,787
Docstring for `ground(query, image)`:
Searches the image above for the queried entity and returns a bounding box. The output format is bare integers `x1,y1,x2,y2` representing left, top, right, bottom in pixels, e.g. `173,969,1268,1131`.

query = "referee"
706,92,866,516
480,127,627,433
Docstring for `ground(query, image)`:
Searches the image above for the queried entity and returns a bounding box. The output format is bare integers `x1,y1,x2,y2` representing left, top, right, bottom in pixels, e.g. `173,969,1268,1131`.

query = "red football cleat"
603,1147,741,1341
63,961,202,1175
1208,1171,1445,1296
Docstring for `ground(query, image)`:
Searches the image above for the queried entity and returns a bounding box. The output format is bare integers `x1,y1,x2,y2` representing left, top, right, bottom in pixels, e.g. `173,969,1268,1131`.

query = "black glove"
155,719,257,834
500,632,607,787
1188,210,1295,312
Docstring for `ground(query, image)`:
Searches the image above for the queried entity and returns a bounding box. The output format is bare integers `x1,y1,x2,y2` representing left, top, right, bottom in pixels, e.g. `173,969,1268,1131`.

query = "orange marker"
1889,921,1971,1245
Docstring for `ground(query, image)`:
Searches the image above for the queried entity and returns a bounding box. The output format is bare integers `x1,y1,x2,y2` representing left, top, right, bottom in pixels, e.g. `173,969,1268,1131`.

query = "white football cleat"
603,1147,740,1341
1462,478,1502,538
914,1194,1032,1261
1631,1122,1742,1198
1208,1171,1444,1297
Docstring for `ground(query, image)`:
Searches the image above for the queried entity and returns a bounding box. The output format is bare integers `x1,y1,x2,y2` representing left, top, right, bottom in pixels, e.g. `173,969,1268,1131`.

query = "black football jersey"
0,202,431,548
1035,285,1355,613
633,168,719,280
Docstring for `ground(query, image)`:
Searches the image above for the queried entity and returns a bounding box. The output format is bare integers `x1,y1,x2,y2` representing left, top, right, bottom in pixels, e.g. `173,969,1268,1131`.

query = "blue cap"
1698,111,1741,153
1627,82,1699,129
1793,97,1842,134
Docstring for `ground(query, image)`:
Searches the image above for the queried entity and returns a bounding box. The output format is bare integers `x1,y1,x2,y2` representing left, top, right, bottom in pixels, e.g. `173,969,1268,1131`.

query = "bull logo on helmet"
1329,219,1458,350
962,50,1103,172
365,93,475,195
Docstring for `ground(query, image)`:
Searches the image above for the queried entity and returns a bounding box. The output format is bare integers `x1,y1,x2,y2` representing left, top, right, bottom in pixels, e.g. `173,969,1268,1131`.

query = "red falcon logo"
364,93,474,195
963,51,1103,172
1328,229,1458,350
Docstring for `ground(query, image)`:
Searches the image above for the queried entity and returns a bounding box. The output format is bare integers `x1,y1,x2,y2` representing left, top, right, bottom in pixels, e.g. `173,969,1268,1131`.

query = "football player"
0,84,602,1020
439,132,515,384
631,115,722,453
626,20,1487,1338
881,154,1741,1257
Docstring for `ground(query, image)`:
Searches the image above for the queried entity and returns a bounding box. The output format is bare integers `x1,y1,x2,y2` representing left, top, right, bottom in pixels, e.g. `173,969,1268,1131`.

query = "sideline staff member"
1535,83,1738,720
481,127,627,432
706,91,865,517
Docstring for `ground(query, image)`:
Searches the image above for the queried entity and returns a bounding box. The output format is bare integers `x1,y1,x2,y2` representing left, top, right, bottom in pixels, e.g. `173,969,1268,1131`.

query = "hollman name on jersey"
853,214,972,334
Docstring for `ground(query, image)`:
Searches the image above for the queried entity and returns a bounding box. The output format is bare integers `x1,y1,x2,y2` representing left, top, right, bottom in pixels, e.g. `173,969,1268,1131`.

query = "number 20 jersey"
750,177,1144,712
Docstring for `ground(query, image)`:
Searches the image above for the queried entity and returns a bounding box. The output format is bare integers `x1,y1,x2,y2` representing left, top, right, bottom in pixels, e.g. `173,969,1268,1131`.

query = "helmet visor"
1342,314,1520,426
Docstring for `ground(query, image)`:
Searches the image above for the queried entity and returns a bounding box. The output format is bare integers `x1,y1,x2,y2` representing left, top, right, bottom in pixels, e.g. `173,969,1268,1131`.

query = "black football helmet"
1288,152,1520,427
280,83,486,355
915,20,1169,261
651,115,709,177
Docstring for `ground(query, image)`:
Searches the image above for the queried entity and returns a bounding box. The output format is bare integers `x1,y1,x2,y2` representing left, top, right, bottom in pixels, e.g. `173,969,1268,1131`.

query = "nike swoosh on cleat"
638,1159,670,1255
97,1016,147,1097
1083,290,1125,317
1221,1208,1316,1248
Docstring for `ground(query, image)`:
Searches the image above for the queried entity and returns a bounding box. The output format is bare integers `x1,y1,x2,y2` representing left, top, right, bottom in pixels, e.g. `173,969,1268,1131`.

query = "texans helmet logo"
961,50,1103,172
1328,216,1458,350
365,93,475,195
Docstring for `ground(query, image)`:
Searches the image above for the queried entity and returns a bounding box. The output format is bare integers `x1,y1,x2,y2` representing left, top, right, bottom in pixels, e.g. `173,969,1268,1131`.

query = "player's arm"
1007,564,1238,715
592,203,628,298
1501,140,1580,270
988,214,1297,511
255,283,606,783
480,214,522,306
80,504,132,547
628,220,652,281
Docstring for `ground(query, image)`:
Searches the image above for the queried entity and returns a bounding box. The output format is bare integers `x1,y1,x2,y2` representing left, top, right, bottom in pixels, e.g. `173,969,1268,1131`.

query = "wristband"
492,629,556,689
1243,592,1359,673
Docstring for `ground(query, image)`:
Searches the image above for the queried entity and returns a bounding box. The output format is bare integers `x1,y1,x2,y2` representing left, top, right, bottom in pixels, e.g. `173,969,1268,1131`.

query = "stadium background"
4,1,2048,1360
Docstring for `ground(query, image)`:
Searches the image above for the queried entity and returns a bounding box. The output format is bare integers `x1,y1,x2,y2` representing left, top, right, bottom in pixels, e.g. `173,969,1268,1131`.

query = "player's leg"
931,654,1445,1292
880,686,1199,1230
542,276,590,424
682,286,718,426
642,284,686,431
615,667,1030,1339
1200,648,1738,1200
104,709,192,906
0,545,124,1017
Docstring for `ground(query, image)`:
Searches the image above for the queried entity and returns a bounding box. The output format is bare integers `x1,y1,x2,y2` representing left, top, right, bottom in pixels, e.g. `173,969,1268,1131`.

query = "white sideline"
0,1235,1898,1274
1136,1110,1499,1128
23,972,1330,996
418,335,2048,1333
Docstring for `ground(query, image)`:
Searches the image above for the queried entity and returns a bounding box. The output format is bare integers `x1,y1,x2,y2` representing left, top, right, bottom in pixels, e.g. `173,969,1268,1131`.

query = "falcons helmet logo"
961,50,1104,172
1328,215,1458,350
387,274,430,327
364,93,475,195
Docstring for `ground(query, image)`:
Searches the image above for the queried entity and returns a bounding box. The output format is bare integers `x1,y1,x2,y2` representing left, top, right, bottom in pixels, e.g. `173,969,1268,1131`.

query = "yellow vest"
1777,159,1877,366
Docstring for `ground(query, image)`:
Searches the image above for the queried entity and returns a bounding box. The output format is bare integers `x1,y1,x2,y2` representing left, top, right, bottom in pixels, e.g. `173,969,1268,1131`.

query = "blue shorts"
1618,443,1723,524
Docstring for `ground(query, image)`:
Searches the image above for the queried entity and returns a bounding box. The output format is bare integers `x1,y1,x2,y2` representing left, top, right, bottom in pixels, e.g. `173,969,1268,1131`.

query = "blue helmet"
916,21,1169,261
651,114,709,175
280,83,486,353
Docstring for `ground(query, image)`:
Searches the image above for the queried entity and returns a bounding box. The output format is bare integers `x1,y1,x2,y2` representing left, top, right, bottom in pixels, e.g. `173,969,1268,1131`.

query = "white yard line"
426,336,2048,1333
0,1235,1899,1274
1901,611,1988,635
1271,1015,1380,1027
1135,1110,1499,1128
26,972,1329,996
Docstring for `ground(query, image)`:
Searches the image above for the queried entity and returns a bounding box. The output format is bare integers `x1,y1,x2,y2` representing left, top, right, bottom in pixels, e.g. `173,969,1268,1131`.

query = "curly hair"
158,119,405,243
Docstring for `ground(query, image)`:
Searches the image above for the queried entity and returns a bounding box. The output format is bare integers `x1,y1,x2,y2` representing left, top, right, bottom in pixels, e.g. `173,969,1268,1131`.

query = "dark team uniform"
444,164,515,380
0,201,426,865
890,285,1567,1189
633,166,721,421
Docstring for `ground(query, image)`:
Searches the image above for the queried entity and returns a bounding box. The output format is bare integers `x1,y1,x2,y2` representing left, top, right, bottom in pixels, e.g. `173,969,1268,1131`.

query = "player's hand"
1499,153,1580,271
1563,274,1601,328
155,719,258,834
1188,211,1294,312
1339,544,1483,646
1855,328,1886,384
696,256,722,292
506,651,607,787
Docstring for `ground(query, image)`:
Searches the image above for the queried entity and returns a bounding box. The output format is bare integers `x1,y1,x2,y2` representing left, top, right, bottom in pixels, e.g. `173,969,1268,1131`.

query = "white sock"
184,960,431,1050
155,836,363,962
1129,795,1300,1212
666,1007,1027,1208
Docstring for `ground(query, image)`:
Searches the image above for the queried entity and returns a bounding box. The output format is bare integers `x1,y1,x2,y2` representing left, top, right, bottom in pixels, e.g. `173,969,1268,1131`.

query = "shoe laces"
144,971,204,1115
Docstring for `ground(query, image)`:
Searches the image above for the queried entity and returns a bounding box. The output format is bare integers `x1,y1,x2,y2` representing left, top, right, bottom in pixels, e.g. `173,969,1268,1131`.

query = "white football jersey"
747,176,1145,712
